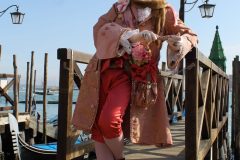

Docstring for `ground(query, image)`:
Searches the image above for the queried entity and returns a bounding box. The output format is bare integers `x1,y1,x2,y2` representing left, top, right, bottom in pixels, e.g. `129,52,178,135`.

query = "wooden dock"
27,116,58,139
125,120,185,160
0,112,30,134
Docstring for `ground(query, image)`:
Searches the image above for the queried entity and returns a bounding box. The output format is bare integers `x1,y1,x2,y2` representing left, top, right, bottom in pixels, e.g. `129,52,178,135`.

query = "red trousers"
92,68,131,143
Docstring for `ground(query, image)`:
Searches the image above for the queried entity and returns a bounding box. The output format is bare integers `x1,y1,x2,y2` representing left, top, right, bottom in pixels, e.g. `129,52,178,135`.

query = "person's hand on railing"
167,34,183,52
166,34,193,69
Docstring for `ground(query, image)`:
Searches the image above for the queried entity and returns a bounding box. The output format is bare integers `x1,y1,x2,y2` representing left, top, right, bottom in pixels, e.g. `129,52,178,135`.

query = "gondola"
18,137,58,160
8,113,96,160
34,89,56,95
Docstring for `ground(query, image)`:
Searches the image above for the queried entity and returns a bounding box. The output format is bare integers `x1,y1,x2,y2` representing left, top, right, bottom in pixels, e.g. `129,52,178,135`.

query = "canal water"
0,88,79,120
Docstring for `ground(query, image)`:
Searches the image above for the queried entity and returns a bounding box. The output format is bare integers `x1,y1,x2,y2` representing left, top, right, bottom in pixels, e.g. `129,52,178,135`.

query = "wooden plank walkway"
125,120,185,160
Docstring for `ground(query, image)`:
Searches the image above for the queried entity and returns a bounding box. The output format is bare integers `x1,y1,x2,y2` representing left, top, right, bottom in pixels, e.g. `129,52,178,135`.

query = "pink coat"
72,3,197,145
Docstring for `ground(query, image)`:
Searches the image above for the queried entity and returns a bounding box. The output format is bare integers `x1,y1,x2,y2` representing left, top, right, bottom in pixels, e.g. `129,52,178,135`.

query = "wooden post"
179,0,185,22
43,53,48,144
232,58,235,154
29,51,34,113
13,55,19,120
0,45,2,61
179,0,185,121
0,134,2,153
57,49,74,160
218,129,224,159
33,70,37,94
73,62,83,89
212,138,218,160
169,79,174,122
232,55,240,159
18,75,20,105
25,62,30,112
185,48,199,159
236,57,240,160
32,69,37,111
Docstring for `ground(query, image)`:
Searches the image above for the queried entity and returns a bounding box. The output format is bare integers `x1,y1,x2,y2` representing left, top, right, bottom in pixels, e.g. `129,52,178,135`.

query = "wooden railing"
0,74,15,110
232,55,240,159
161,64,184,122
57,48,184,159
58,47,231,159
57,48,94,160
185,48,229,159
0,71,20,120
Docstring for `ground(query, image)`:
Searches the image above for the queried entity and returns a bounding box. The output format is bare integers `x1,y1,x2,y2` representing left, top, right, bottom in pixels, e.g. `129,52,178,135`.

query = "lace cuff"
117,29,140,56
121,29,139,41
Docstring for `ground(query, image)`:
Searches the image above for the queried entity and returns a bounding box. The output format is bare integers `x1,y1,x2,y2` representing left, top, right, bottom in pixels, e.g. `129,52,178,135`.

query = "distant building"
209,25,226,72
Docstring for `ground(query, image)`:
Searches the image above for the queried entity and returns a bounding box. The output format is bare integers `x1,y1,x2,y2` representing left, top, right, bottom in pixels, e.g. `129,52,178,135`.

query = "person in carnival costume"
72,0,198,159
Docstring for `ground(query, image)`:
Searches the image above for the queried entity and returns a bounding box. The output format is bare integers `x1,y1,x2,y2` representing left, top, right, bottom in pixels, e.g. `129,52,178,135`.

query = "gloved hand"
128,30,158,45
119,38,132,55
167,34,183,52
167,35,193,69
140,30,158,43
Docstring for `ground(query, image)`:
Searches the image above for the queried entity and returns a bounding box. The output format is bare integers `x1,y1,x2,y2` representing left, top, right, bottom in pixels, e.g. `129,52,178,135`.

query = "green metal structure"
209,25,226,72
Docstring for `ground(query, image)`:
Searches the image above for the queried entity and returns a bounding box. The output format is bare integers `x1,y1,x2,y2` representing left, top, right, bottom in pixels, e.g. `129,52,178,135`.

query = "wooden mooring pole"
25,62,30,112
34,70,37,94
32,69,37,109
232,55,240,159
29,51,34,113
43,53,48,143
13,55,19,120
0,45,2,60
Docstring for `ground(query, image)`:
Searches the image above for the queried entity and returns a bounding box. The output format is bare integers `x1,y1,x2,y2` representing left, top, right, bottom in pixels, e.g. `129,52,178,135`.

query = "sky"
0,0,239,86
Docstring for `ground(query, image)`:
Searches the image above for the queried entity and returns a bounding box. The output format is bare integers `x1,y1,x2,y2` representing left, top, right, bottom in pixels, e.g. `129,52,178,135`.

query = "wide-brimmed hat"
132,0,167,9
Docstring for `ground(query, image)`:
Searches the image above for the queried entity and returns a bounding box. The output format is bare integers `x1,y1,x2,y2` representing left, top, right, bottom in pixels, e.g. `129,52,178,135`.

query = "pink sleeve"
95,23,129,59
164,5,198,47
93,4,129,59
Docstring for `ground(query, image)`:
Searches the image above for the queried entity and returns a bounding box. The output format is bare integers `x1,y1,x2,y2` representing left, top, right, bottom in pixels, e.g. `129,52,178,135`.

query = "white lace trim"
137,7,151,22
121,29,139,41
117,29,140,56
